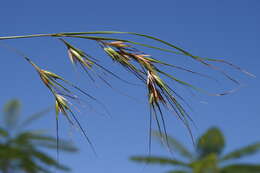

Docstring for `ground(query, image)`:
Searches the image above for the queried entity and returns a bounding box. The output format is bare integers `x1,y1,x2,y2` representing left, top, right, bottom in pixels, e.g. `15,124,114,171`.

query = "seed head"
147,71,165,104
60,38,94,69
104,41,129,48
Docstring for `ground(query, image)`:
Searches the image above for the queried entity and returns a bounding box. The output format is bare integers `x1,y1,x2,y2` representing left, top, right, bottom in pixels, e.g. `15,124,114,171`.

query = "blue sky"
1,0,260,173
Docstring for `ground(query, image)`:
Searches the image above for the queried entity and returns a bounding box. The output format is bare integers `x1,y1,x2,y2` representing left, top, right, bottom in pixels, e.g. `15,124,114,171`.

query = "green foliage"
197,127,225,158
0,99,77,173
131,127,260,173
168,171,189,173
131,156,188,167
221,164,260,173
220,143,260,161
3,100,21,129
153,131,194,159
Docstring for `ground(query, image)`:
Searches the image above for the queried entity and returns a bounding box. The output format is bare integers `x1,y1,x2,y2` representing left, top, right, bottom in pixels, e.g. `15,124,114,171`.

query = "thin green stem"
0,33,59,40
0,32,118,40
0,31,116,40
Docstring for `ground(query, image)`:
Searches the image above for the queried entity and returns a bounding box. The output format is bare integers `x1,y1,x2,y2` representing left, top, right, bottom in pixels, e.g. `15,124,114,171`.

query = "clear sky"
1,1,259,173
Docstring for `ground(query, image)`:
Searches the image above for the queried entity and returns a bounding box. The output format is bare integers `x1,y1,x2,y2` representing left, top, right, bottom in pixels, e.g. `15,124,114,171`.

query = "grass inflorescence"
0,31,254,153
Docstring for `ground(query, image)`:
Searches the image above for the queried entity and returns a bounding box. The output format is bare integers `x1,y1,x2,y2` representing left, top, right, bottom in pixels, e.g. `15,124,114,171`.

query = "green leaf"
18,156,39,173
31,149,70,171
197,127,225,158
190,153,219,173
130,156,188,167
20,107,51,127
61,35,182,55
36,140,78,152
0,144,21,159
220,142,260,161
3,99,21,128
60,31,189,55
0,128,8,137
167,170,189,173
13,131,76,151
221,164,260,173
152,131,194,160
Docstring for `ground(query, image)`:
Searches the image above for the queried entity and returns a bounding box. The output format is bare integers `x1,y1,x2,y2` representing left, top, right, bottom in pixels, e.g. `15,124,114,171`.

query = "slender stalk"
0,33,58,40
0,30,253,161
0,31,122,40
0,31,125,40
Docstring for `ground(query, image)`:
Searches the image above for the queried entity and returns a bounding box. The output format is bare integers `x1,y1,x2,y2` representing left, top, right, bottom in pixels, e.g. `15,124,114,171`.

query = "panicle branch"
0,31,254,152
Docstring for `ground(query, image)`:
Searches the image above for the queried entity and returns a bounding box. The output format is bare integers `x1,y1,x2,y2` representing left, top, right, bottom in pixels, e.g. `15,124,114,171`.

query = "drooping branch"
0,31,254,152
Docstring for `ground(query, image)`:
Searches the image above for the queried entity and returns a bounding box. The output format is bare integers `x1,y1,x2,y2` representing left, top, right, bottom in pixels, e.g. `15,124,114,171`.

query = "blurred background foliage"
131,127,260,173
0,99,77,173
1,101,259,173
1,100,260,173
